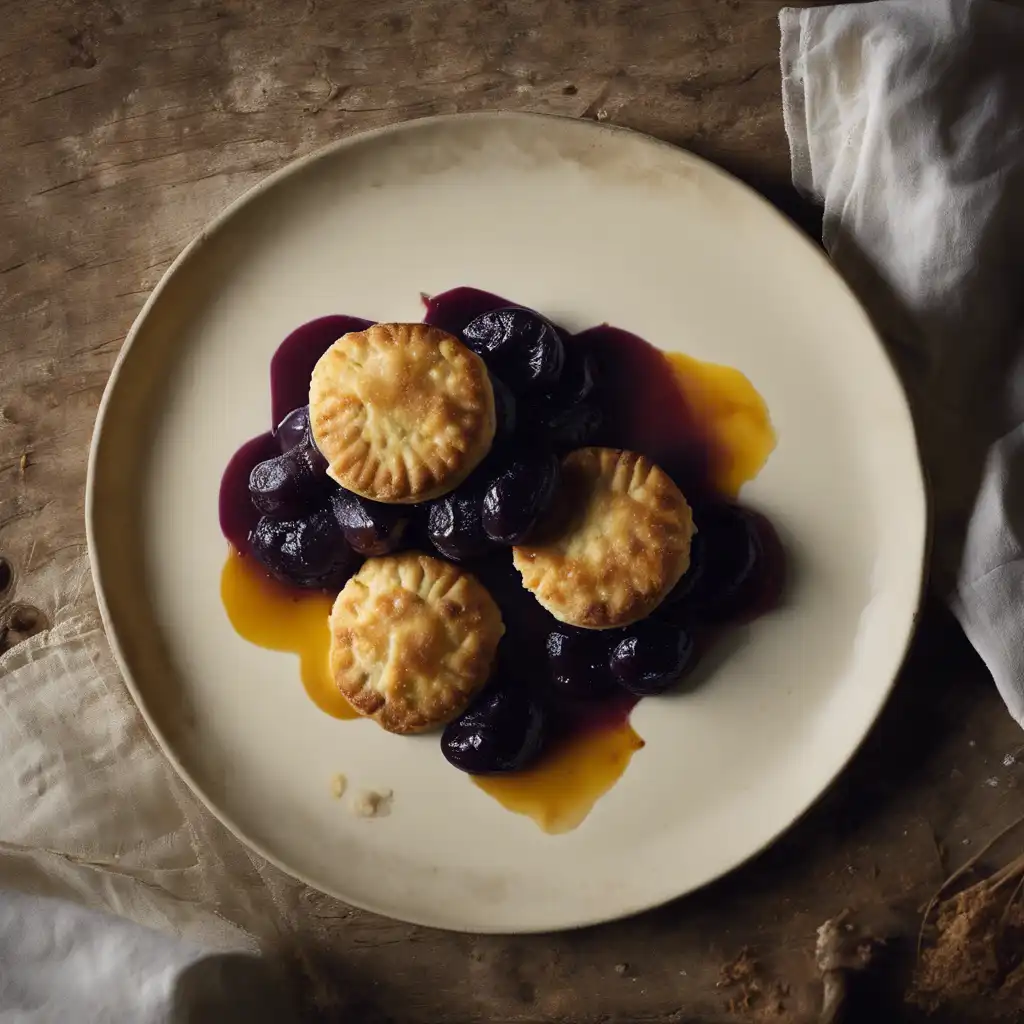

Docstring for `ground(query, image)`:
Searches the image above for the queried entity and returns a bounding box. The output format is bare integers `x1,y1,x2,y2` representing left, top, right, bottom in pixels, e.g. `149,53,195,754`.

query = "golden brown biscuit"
329,552,504,734
513,448,694,629
309,323,496,504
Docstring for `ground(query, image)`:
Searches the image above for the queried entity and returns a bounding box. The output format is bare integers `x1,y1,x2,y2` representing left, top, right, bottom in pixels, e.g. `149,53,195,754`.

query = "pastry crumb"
330,773,347,799
351,788,393,818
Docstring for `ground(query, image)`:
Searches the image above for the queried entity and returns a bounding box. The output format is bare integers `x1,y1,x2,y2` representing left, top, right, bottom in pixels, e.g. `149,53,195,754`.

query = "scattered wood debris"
717,948,789,1019
718,947,758,990
912,814,1024,1017
816,910,885,1024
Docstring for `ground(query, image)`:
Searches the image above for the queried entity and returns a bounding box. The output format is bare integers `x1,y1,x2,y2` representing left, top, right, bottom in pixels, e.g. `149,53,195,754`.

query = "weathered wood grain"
0,0,799,587
4,2,1024,1021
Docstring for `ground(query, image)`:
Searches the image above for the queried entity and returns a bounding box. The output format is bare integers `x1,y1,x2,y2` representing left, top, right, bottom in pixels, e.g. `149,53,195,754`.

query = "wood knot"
1,603,48,652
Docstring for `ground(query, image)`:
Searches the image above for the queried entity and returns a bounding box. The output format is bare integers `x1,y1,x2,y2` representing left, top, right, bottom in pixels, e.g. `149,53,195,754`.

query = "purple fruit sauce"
218,315,370,550
218,287,784,746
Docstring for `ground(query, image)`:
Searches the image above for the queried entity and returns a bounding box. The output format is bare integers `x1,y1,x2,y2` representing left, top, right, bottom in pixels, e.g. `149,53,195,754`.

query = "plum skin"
610,619,696,696
248,507,358,590
481,450,561,545
441,684,548,774
462,307,566,396
544,626,618,698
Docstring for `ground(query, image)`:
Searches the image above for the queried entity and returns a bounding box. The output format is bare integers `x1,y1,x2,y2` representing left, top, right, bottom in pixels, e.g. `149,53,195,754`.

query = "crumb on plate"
351,787,393,818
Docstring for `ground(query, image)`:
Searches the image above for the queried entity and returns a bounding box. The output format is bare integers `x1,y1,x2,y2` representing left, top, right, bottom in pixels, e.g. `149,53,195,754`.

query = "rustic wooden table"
4,1,1024,1021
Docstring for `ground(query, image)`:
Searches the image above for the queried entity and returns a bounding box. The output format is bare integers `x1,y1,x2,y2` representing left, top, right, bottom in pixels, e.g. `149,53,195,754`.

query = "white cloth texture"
0,891,291,1023
0,559,265,950
0,557,344,1018
780,0,1024,725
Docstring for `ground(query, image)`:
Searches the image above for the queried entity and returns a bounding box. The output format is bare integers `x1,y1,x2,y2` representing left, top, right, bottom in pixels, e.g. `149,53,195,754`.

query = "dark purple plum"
441,685,547,774
610,619,695,696
535,349,597,416
656,529,706,619
489,373,517,443
525,351,602,449
302,432,329,475
249,508,358,590
249,453,299,516
275,405,311,453
677,503,761,618
331,490,409,556
426,488,495,561
481,450,560,544
248,439,332,517
544,400,604,450
462,307,565,395
544,626,617,698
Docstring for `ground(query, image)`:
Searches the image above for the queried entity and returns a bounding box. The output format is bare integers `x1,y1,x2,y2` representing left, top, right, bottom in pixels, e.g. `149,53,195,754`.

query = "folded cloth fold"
0,891,293,1023
0,560,321,1017
780,0,1024,724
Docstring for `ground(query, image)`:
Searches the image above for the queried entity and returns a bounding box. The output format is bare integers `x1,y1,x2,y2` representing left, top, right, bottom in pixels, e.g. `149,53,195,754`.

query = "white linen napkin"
0,890,293,1023
780,0,1024,725
0,558,319,1019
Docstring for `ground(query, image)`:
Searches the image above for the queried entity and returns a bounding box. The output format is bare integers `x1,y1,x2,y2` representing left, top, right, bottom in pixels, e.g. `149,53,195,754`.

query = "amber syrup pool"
219,288,777,834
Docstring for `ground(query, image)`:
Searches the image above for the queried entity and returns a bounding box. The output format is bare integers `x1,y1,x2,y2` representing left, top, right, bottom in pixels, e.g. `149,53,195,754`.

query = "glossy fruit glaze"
219,288,779,833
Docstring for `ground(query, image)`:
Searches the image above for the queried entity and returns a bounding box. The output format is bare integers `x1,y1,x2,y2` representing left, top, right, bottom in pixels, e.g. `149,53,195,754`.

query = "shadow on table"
635,595,1000,1022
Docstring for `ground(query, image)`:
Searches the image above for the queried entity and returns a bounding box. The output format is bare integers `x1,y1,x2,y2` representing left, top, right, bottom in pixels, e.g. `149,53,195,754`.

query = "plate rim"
85,110,929,933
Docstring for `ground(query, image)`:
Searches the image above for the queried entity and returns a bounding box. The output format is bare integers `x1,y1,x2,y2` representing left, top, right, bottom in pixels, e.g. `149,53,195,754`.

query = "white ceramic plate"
87,113,926,933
